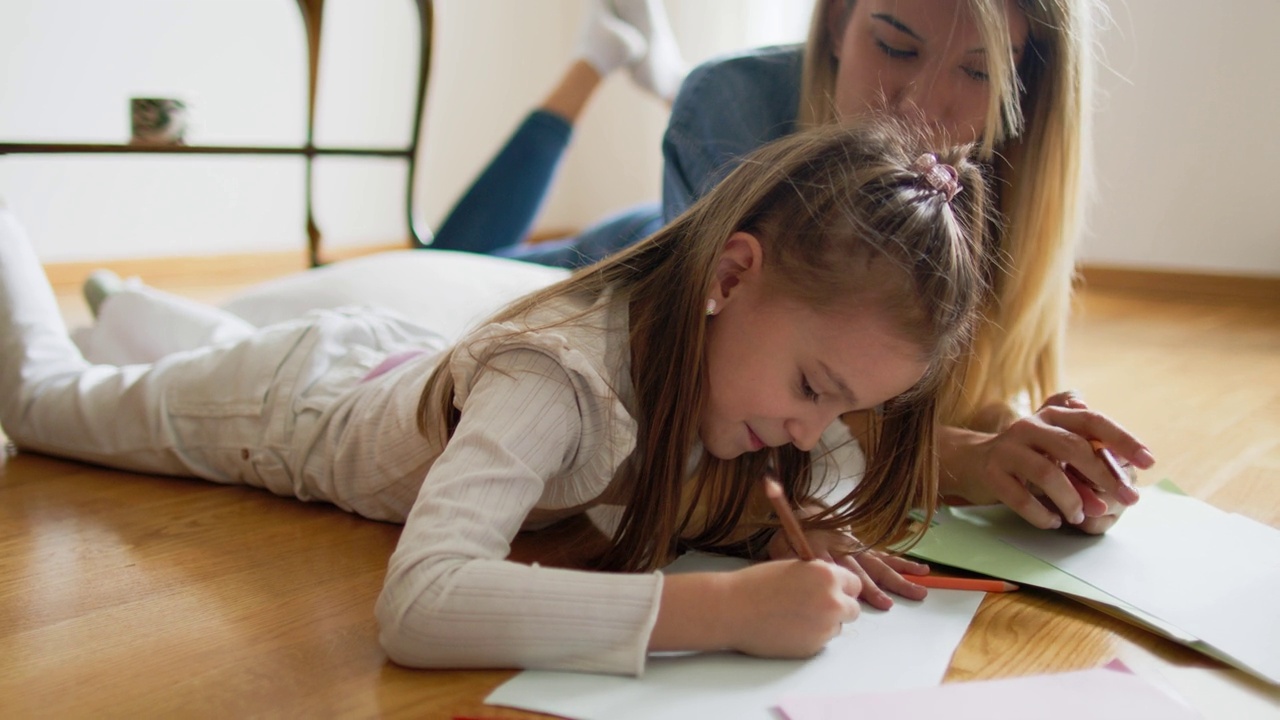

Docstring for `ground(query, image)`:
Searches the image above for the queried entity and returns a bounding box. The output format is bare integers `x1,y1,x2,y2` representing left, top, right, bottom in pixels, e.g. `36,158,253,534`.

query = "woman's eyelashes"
875,37,917,60
875,35,991,83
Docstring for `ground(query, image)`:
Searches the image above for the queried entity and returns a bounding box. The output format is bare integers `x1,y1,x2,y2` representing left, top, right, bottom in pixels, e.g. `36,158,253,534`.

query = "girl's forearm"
648,572,735,652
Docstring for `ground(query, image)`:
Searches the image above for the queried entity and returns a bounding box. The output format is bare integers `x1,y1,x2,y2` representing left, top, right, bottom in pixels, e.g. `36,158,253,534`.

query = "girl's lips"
747,425,765,451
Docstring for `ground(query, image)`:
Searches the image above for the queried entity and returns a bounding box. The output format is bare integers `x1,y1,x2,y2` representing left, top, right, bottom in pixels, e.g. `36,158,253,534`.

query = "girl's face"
699,234,929,460
829,0,1030,144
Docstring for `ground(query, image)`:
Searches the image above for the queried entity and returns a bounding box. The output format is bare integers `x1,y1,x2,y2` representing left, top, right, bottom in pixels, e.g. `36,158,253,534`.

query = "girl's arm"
377,348,866,673
652,561,862,659
376,349,662,676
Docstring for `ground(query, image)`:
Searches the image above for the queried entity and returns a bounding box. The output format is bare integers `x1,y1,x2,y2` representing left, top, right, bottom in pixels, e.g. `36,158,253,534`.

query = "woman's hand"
721,560,863,658
1038,461,1134,534
940,391,1154,531
766,522,928,610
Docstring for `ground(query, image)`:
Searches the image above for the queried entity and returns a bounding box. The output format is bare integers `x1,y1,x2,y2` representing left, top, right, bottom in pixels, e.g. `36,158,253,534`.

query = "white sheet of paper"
776,667,1203,720
486,553,985,720
997,487,1280,685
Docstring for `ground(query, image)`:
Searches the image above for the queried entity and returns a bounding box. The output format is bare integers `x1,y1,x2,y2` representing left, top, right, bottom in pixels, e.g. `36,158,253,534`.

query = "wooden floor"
2,278,1279,718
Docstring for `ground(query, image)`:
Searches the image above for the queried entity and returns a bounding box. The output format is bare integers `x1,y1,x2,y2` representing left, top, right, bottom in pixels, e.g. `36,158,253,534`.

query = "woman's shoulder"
676,44,803,118
686,44,805,87
664,45,804,211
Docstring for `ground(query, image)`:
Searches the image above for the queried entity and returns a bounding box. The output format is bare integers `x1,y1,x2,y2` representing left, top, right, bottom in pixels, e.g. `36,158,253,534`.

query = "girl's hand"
723,560,862,658
942,391,1154,531
766,525,928,610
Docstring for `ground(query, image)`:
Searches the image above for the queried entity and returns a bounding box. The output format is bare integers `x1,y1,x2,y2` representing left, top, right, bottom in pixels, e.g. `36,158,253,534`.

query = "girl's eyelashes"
801,375,821,404
962,66,990,82
874,38,917,60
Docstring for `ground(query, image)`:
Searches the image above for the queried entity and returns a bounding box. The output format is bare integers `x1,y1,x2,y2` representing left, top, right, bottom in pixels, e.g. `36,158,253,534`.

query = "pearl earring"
706,299,718,316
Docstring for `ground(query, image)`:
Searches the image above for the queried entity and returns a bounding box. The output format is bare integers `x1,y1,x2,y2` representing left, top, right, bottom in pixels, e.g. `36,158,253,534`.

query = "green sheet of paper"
903,480,1225,658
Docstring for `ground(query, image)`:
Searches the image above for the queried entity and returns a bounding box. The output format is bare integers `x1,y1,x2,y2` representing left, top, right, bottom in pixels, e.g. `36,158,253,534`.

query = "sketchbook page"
906,505,1196,642
486,553,985,720
776,667,1203,720
999,486,1280,685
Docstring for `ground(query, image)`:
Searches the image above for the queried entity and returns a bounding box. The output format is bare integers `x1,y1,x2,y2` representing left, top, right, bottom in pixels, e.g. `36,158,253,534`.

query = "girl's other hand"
948,391,1154,531
724,560,862,658
767,526,928,610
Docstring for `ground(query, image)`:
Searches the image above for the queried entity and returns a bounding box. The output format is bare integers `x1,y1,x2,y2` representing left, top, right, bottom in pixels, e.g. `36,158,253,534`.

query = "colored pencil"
762,474,815,561
904,574,1019,593
1090,440,1134,490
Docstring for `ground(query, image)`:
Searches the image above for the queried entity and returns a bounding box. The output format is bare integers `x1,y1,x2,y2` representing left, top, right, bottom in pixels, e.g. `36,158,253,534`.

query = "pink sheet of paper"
776,666,1201,720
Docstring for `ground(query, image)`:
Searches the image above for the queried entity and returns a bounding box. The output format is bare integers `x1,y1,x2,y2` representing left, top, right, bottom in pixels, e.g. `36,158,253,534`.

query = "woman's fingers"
1065,465,1110,517
979,438,1076,528
981,401,1153,527
1033,402,1153,493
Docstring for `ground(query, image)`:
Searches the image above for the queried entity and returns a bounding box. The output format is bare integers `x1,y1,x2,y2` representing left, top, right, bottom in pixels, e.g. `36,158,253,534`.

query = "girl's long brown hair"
418,122,991,572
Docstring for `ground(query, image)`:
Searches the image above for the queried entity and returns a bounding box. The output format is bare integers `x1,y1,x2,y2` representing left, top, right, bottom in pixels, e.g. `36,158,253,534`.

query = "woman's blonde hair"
418,122,992,572
801,0,1096,425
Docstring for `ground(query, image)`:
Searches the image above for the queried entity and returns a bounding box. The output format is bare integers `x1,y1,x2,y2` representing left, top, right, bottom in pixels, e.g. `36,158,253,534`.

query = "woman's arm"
936,391,1153,533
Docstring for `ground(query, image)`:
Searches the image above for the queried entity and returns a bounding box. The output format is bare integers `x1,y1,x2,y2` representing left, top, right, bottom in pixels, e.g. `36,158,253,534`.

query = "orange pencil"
762,474,815,561
1089,439,1139,503
905,574,1019,593
1089,440,1129,484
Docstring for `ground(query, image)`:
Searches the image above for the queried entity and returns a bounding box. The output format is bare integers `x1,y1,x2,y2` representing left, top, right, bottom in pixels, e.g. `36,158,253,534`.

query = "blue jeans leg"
495,203,664,269
424,110,571,254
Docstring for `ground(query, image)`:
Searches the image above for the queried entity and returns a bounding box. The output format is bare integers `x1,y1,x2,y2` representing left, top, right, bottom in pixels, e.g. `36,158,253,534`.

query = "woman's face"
829,0,1030,144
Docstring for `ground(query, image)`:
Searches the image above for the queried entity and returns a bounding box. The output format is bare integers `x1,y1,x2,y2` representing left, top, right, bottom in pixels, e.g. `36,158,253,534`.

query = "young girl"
0,123,990,675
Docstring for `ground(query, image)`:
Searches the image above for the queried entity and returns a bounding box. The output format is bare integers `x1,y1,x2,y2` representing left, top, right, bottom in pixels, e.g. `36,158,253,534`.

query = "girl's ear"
710,232,764,311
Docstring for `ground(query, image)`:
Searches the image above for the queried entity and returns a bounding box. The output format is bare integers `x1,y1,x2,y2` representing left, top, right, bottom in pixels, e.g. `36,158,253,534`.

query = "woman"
658,0,1150,535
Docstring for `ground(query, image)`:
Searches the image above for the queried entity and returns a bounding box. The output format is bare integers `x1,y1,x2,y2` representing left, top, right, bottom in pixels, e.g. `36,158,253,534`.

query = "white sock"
611,0,687,103
576,0,646,77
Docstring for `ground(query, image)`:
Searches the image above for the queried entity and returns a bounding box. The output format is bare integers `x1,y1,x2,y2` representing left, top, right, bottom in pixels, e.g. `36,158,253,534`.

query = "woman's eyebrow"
871,13,922,41
874,11,1026,58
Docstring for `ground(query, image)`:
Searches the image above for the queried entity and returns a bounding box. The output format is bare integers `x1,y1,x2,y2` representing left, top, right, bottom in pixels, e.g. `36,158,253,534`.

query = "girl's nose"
786,416,827,453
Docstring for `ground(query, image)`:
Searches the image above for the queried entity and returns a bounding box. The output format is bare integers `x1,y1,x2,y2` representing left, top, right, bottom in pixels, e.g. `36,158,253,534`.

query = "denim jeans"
426,110,661,269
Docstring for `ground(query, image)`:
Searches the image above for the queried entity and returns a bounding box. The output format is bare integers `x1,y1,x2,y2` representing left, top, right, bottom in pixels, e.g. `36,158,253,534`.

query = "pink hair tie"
910,153,961,202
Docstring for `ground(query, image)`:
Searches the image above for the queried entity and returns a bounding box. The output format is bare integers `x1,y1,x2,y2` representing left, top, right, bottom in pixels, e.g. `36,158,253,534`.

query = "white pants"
0,208,446,507
72,280,258,365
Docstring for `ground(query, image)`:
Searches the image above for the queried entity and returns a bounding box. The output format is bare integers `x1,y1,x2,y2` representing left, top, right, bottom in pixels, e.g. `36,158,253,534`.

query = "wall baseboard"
42,243,405,293
41,248,1280,304
1078,265,1280,303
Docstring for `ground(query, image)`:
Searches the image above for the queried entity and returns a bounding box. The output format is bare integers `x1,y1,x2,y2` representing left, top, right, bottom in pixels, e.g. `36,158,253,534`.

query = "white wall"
1085,0,1280,275
0,0,808,262
2,0,1277,276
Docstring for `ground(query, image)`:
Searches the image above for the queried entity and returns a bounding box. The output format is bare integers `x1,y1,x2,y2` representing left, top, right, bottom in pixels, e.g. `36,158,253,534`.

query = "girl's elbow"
374,575,453,668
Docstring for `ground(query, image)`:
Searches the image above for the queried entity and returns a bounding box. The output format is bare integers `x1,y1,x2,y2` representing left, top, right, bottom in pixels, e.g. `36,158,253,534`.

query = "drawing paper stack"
486,553,986,720
907,481,1280,685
